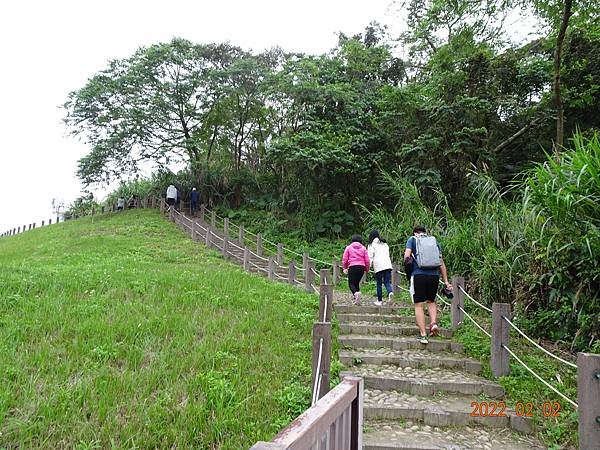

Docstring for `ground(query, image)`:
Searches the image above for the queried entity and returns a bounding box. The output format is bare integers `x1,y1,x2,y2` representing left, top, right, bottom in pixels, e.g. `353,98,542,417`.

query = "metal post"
452,275,465,330
243,246,250,271
392,263,401,296
276,243,283,266
578,352,600,450
268,256,275,281
256,234,263,256
491,302,511,377
332,259,340,285
312,322,332,402
288,260,296,285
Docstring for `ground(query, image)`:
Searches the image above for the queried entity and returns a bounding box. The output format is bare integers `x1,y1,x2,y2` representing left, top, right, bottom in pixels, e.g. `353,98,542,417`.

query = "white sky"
0,0,395,233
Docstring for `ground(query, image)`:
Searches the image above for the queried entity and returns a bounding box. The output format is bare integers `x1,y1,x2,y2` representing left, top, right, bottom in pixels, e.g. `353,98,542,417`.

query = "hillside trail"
173,209,546,449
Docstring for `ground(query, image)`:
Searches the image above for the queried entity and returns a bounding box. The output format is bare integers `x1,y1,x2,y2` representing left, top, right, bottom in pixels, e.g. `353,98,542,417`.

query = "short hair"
350,234,363,244
413,225,426,234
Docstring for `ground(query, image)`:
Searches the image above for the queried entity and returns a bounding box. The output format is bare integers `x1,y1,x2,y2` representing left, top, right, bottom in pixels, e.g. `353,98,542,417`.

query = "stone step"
339,335,463,354
341,365,504,398
340,323,453,338
363,390,531,433
363,420,544,450
339,349,481,374
335,304,414,314
336,313,416,323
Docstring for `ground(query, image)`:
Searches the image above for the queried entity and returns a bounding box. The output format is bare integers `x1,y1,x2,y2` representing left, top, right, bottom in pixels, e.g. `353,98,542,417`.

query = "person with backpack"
368,230,393,306
190,187,200,216
342,235,370,304
404,225,452,344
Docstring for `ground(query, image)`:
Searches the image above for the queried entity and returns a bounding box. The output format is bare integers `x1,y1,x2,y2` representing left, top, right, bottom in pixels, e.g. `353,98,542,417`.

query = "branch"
493,117,542,154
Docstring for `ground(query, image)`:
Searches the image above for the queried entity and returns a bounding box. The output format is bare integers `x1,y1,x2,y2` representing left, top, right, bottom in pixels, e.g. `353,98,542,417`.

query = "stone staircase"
334,292,547,450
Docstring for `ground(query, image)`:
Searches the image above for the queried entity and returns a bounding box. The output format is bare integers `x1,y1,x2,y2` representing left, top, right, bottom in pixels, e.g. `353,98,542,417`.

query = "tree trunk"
553,0,573,155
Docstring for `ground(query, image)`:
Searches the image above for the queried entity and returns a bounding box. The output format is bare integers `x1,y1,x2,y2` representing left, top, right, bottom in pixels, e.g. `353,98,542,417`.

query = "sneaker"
388,292,394,303
354,292,361,304
375,300,383,307
430,323,439,337
419,335,429,345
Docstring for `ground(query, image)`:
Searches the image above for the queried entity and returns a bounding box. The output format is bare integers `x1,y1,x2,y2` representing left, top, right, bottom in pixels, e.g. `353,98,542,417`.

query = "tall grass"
362,132,600,351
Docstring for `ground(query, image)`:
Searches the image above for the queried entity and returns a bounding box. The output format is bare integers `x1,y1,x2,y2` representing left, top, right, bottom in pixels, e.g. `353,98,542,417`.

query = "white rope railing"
274,272,287,281
248,248,269,262
310,284,319,294
248,260,268,274
311,337,324,405
228,240,245,252
436,293,451,307
502,344,578,408
502,316,577,369
460,286,492,313
209,230,224,242
458,305,491,338
322,293,328,322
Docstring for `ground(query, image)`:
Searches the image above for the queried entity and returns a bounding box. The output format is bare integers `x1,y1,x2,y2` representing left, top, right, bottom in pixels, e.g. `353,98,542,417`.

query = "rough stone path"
333,290,547,449
172,210,547,449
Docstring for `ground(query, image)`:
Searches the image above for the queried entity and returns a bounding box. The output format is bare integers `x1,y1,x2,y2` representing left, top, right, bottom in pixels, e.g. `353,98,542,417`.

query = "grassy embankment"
0,209,323,449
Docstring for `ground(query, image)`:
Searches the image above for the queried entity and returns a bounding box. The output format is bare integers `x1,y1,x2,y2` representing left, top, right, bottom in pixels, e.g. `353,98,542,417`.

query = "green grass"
453,308,578,449
0,210,322,449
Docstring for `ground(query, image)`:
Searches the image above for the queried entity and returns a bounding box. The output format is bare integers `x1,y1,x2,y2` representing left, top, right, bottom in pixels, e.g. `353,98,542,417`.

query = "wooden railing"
250,376,363,450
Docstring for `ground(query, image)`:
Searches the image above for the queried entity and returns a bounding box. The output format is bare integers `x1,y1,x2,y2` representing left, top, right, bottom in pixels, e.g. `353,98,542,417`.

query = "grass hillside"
0,210,318,449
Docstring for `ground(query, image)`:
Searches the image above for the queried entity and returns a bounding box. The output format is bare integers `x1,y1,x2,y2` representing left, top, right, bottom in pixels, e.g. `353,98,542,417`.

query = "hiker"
368,230,393,306
342,234,370,304
166,184,177,211
116,197,125,211
190,187,200,216
404,225,452,344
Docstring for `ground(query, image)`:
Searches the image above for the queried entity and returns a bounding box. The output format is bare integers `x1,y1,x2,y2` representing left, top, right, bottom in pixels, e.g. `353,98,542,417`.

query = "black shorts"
411,275,439,303
167,198,175,206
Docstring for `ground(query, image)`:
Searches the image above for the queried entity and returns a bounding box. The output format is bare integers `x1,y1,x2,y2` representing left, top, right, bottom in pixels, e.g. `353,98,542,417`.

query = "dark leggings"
348,265,365,294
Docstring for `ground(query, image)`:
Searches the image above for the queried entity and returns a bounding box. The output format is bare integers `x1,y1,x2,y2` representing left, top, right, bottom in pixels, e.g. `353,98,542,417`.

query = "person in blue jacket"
191,187,200,216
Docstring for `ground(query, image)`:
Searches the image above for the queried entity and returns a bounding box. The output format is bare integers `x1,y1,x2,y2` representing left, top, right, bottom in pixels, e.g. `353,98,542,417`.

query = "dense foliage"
64,2,600,349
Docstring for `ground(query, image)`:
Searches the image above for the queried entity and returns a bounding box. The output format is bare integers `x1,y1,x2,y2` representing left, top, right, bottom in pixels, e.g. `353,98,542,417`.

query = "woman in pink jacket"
342,234,370,304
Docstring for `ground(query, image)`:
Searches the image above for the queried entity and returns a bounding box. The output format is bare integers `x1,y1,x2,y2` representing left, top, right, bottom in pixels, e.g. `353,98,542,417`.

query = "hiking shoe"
388,292,394,303
419,335,429,345
353,292,361,305
430,323,439,337
375,300,383,307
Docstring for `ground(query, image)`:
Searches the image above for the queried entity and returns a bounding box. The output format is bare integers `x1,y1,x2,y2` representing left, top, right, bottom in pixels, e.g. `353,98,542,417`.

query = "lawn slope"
0,210,317,449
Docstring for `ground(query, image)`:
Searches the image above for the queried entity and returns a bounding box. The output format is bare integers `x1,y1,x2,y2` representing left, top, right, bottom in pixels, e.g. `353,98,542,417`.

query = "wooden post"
268,256,275,281
169,205,174,222
205,225,212,248
288,260,296,285
42,221,45,226
32,223,36,229
312,322,332,402
223,218,229,238
243,246,250,271
305,260,315,293
17,226,21,233
392,263,401,296
578,352,600,450
222,232,229,259
451,275,465,330
349,376,364,450
256,234,263,256
199,204,205,222
319,268,330,286
56,215,60,223
276,243,284,265
303,252,309,272
238,224,245,245
91,208,95,216
28,224,31,231
491,302,511,377
191,220,197,241
319,283,334,323
211,211,216,228
49,218,52,225
332,259,340,285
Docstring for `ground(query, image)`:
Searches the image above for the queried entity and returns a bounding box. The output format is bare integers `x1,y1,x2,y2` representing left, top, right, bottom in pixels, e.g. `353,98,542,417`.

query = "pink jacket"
342,242,370,272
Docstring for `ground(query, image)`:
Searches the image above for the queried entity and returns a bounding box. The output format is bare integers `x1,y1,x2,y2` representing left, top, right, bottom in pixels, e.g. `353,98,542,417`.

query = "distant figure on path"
166,184,177,211
190,187,200,216
342,234,370,304
116,197,125,211
368,230,393,306
404,225,452,344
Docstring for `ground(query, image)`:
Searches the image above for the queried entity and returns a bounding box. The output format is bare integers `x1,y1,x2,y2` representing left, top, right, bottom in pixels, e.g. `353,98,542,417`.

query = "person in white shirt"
116,197,125,211
368,230,393,306
166,184,177,211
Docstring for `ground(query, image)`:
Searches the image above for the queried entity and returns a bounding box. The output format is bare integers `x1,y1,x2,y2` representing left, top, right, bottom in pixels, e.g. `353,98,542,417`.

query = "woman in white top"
367,230,393,306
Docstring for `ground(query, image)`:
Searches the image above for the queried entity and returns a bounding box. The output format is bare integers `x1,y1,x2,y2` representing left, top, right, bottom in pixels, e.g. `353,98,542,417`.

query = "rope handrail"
436,293,451,307
311,337,324,405
457,305,491,338
310,284,319,294
501,344,578,408
248,248,269,262
460,286,492,313
274,272,287,281
502,316,577,369
249,260,268,274
310,257,333,267
228,240,245,252
209,230,224,242
322,293,328,323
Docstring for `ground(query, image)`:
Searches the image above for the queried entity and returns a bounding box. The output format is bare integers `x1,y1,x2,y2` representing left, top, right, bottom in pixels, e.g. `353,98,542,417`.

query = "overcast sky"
0,0,397,233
